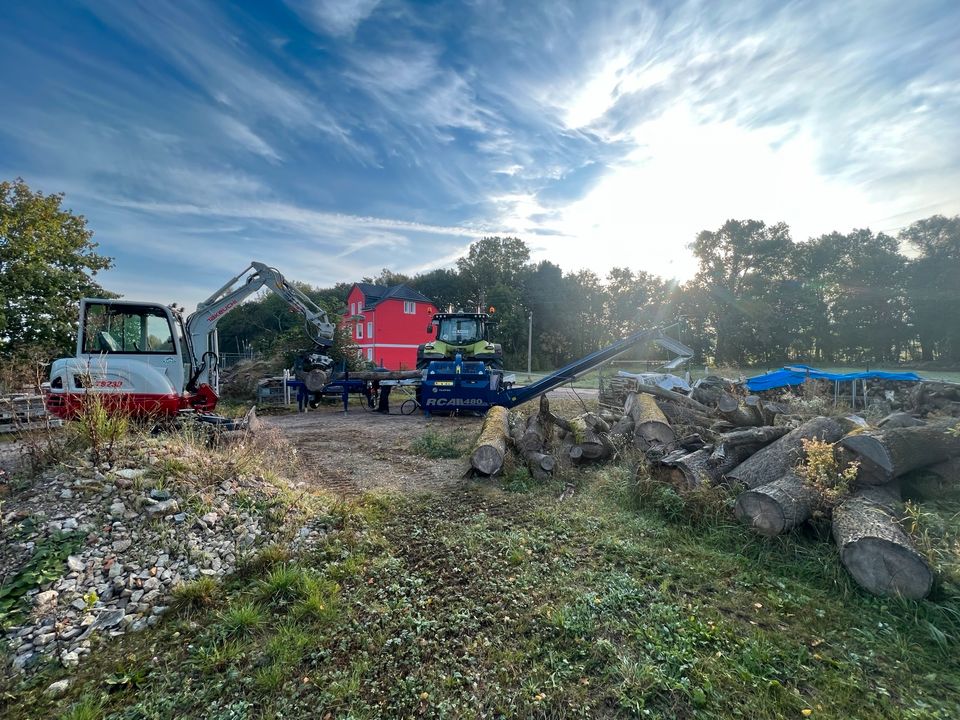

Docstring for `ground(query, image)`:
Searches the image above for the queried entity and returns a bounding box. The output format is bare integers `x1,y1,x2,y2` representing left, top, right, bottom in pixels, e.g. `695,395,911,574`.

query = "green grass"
409,427,471,458
4,471,959,719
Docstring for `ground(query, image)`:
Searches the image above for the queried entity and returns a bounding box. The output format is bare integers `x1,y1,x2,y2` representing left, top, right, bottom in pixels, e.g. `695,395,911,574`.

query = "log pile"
483,373,960,601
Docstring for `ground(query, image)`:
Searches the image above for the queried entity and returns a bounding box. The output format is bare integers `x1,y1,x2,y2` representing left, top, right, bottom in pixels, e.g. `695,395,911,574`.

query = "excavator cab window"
82,304,176,355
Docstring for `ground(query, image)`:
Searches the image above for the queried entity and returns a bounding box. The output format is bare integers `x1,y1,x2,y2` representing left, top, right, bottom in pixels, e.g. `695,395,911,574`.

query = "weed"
171,576,220,613
293,578,341,623
501,466,532,493
58,695,102,720
0,531,82,627
68,389,130,467
235,544,292,579
796,438,859,510
191,638,245,674
253,663,286,692
217,600,266,637
257,564,317,607
410,428,468,458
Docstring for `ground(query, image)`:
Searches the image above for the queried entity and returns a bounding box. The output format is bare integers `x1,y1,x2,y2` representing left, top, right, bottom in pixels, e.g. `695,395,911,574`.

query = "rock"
108,562,125,579
116,468,147,480
45,678,71,697
201,512,219,527
61,651,79,668
112,539,132,552
62,517,79,531
79,609,125,640
149,488,172,501
156,554,169,567
143,577,160,591
145,499,179,518
130,589,144,604
35,632,56,646
13,652,36,671
35,590,59,609
70,599,87,612
60,489,75,499
16,642,34,655
173,513,187,523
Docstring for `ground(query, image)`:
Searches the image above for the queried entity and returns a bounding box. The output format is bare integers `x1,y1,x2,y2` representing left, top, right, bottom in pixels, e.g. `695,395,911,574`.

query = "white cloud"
219,117,282,162
286,0,381,37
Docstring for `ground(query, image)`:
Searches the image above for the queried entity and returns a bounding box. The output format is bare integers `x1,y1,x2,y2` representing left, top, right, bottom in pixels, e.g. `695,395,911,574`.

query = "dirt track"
266,407,483,497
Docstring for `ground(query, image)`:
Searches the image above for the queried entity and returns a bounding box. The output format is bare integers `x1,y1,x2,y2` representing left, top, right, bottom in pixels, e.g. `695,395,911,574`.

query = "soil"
266,406,483,497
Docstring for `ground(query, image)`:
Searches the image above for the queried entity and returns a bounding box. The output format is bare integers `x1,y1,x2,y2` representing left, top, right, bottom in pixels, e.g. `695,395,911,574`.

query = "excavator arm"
184,261,336,392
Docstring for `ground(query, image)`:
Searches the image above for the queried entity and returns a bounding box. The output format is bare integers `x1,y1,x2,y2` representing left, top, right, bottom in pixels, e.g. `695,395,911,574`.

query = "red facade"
342,284,438,370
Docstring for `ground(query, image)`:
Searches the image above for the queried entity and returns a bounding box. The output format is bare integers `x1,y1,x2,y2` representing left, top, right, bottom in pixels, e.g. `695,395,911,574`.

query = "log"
471,405,509,475
631,384,713,414
630,394,675,448
331,370,421,381
658,446,747,489
876,412,925,429
655,400,714,429
608,414,635,445
519,412,547,453
527,451,556,473
717,392,762,427
832,484,933,599
734,470,821,536
840,420,960,485
726,416,846,489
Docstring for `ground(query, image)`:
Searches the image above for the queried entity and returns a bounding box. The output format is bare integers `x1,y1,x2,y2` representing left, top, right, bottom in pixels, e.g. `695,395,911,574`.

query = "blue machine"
419,326,690,416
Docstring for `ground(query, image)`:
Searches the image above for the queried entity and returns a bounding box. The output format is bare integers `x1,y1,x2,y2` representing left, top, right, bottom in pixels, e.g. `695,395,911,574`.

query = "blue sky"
2,0,958,307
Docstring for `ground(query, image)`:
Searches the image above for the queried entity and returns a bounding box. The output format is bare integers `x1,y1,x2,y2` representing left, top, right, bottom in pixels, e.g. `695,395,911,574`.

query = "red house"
342,283,438,370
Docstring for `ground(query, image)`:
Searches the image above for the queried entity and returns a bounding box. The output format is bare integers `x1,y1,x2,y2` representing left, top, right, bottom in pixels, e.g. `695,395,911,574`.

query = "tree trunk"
717,392,763,427
658,446,747,489
726,416,845,489
734,471,821,536
876,412,925,429
840,420,960,485
832,485,933,599
655,400,714,429
631,384,713,414
710,426,790,463
471,405,509,475
629,393,675,448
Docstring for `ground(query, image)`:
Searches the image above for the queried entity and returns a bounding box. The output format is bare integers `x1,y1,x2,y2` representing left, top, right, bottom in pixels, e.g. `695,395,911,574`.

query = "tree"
900,215,960,361
0,178,113,356
455,236,530,308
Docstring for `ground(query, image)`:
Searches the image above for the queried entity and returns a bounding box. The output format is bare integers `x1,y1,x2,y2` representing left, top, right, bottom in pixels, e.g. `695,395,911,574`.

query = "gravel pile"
1,439,324,675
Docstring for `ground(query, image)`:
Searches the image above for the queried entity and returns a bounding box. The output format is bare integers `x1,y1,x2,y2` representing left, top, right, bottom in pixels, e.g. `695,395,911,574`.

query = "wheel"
401,399,419,415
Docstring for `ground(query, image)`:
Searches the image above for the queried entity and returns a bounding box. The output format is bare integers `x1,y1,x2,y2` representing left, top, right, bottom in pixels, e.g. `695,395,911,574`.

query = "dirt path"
266,408,484,497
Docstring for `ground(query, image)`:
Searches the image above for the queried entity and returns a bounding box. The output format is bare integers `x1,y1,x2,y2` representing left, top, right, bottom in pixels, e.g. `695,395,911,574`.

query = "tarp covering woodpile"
744,365,923,392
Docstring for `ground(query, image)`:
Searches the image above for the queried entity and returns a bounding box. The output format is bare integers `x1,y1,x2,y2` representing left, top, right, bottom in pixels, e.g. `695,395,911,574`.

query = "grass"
3,466,959,719
409,427,471,458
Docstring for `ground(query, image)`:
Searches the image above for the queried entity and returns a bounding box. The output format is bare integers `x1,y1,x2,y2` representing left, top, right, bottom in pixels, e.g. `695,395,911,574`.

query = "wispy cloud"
285,0,381,37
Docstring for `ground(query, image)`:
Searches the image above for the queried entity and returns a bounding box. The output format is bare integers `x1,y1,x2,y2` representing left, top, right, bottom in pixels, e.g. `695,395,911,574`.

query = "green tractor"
417,311,504,370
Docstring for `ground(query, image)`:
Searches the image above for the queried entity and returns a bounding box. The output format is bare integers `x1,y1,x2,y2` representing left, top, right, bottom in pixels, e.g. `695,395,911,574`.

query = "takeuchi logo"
207,300,239,323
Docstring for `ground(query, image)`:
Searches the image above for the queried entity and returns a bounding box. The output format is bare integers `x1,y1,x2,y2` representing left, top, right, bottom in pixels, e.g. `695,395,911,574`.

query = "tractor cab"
417,311,504,370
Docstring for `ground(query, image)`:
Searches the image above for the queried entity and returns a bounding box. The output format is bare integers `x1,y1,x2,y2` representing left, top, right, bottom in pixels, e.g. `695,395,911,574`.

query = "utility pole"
527,311,533,381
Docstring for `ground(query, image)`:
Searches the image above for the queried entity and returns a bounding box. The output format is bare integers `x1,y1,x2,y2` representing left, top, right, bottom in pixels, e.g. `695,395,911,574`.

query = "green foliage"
409,428,468,458
217,600,266,638
796,438,859,510
0,530,81,626
0,178,113,357
68,391,129,467
58,696,102,720
171,577,220,613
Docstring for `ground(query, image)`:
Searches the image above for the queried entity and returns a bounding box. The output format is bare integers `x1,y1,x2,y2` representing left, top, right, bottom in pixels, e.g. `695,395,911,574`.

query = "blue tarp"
744,364,923,392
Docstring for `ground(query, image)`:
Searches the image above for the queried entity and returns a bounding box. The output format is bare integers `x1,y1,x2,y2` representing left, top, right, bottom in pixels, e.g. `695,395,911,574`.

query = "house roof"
350,282,433,310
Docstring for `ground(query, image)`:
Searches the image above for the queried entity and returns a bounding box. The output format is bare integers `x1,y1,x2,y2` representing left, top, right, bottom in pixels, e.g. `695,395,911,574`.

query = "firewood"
734,471,821,536
657,446,747,489
840,420,960,485
655,400,713,429
629,394,675,448
832,484,933,599
471,405,509,475
876,412,925,429
717,392,762,427
630,384,713,414
726,416,846,489
710,426,789,462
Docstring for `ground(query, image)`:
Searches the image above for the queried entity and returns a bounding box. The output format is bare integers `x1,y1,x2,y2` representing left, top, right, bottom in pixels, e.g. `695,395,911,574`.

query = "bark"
717,392,763,427
711,426,789,463
331,370,421,381
840,420,960,485
629,394,675,448
832,484,933,599
726,416,846,489
655,400,714,429
876,412,925,429
631,383,713,414
471,405,509,475
658,446,748,489
734,470,821,536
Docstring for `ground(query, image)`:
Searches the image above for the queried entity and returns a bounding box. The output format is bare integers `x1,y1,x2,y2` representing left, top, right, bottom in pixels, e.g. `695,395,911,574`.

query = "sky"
2,0,959,307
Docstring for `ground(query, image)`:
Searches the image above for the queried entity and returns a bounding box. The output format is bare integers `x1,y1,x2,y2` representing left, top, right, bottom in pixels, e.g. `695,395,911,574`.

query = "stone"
61,651,80,667
62,517,79,531
45,678,71,697
79,609,125,640
112,539,132,552
149,488,172,501
35,590,59,609
70,599,87,612
143,577,160,591
16,642,34,655
145,499,179,518
60,489,75,499
201,512,219,526
13,652,36,672
156,553,169,567
116,468,147,480
130,590,144,604
108,563,125,579
173,513,187,523
35,632,56,646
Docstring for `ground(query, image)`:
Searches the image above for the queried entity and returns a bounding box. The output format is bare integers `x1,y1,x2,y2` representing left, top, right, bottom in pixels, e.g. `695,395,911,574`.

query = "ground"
2,402,959,719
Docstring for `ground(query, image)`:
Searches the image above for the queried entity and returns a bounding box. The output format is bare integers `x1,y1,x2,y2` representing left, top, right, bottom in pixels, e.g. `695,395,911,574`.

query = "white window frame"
367,321,373,338
356,323,363,339
367,347,373,361
404,300,416,314
350,302,356,316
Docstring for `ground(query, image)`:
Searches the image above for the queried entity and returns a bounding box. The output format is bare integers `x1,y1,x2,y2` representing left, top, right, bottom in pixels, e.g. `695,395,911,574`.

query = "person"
377,383,392,413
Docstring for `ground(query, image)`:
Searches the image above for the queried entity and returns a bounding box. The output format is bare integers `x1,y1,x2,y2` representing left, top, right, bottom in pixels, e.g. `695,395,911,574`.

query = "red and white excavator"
45,262,335,418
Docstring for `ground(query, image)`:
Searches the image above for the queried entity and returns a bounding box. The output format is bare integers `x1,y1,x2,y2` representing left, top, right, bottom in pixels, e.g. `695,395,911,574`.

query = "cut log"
655,400,714,429
631,384,713,414
710,426,789,464
658,445,751,489
840,420,960,485
876,412,925,429
471,405,509,475
832,485,933,599
726,416,845,489
331,370,421,381
734,470,821,536
717,392,763,427
527,451,556,473
608,414,635,445
630,394,675,448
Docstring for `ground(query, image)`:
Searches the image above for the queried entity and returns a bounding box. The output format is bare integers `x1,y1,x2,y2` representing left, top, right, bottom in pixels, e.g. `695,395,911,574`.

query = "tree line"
2,178,959,371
